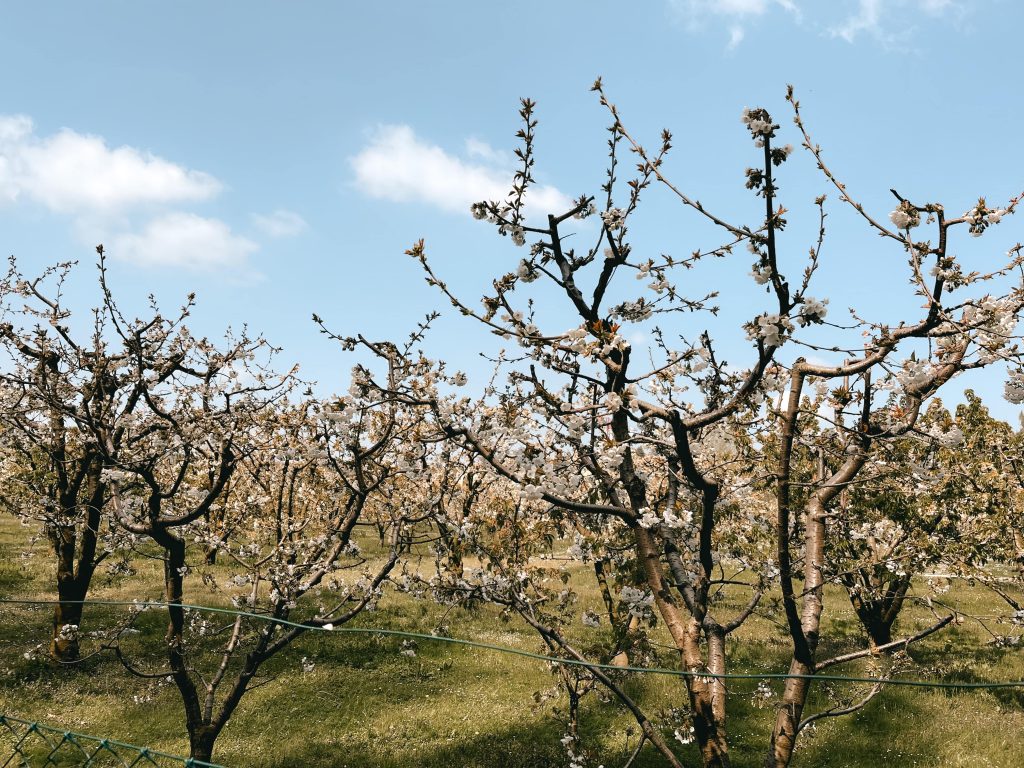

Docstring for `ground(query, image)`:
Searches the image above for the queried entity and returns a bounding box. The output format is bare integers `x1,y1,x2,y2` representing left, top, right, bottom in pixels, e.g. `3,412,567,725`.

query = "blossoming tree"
0,255,217,660
374,83,1024,767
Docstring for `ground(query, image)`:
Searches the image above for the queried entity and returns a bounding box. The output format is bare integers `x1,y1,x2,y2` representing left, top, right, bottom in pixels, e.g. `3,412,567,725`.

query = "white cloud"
464,136,509,164
830,0,883,42
0,115,220,213
111,212,258,271
251,209,307,237
669,0,960,47
670,0,799,25
829,0,961,43
669,0,800,47
350,124,572,220
917,0,954,13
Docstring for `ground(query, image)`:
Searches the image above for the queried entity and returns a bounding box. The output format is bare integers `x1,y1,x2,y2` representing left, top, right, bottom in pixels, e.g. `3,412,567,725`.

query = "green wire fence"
3,598,1023,690
0,715,222,768
1,596,1023,767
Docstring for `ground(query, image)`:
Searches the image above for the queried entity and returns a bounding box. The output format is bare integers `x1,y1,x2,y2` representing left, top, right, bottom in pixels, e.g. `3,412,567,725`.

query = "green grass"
0,515,1022,767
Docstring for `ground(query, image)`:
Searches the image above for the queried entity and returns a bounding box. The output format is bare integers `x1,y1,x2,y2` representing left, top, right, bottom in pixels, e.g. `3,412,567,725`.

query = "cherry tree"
358,82,821,766
758,87,1024,766
98,319,428,762
0,255,217,660
370,81,1024,767
821,394,1009,649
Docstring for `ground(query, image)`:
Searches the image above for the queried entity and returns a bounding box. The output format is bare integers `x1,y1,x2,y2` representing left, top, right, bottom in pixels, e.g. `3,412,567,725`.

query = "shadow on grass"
233,695,688,768
789,684,949,767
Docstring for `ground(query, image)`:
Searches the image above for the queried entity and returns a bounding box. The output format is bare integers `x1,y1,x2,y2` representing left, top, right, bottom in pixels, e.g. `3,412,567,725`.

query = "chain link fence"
0,715,222,768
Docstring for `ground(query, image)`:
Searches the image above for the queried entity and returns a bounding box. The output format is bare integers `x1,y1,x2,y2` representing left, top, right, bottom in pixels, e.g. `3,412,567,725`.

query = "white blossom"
601,208,626,231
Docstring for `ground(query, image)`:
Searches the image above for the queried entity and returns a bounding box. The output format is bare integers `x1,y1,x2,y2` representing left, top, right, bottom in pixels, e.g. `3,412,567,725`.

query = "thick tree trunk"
845,571,910,651
50,581,85,661
692,625,731,768
635,528,731,767
156,531,211,765
684,620,730,768
766,499,829,767
189,728,217,764
48,468,104,662
765,657,814,767
852,602,895,649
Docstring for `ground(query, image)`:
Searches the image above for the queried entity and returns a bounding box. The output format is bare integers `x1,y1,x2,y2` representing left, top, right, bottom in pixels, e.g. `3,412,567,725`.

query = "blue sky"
2,1,1022,418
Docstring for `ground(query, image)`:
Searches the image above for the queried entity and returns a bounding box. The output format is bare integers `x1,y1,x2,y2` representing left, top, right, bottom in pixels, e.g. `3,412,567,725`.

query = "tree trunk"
50,581,85,661
690,623,731,768
189,728,217,764
634,526,732,767
203,545,219,566
48,466,104,662
766,502,828,767
853,603,895,649
156,530,211,765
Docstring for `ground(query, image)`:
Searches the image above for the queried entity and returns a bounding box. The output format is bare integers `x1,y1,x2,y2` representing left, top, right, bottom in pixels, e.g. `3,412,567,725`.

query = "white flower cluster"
619,585,655,620
516,259,538,283
964,296,1019,361
565,533,592,562
613,299,653,322
760,368,788,394
637,507,660,529
100,468,129,483
889,201,921,230
749,262,772,285
740,107,773,137
470,200,526,245
797,297,828,327
848,518,905,543
1004,370,1024,404
751,680,775,708
561,325,592,354
596,334,630,362
964,201,1007,237
660,507,692,530
928,425,965,448
895,360,933,393
674,727,696,745
601,207,626,231
602,391,623,412
574,201,597,220
746,313,794,347
593,442,628,474
520,483,545,502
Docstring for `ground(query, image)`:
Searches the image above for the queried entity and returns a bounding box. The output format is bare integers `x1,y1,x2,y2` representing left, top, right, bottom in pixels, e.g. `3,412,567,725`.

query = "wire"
2,598,1022,690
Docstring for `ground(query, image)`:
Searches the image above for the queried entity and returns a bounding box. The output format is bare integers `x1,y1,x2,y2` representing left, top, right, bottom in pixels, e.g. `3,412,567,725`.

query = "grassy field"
0,515,1022,768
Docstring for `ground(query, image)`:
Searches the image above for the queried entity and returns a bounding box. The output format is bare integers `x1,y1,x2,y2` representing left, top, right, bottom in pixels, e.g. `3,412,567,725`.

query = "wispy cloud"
110,212,258,272
350,124,572,220
727,25,746,49
670,0,963,48
0,115,219,213
668,0,800,46
251,209,307,238
829,0,960,44
830,0,882,42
